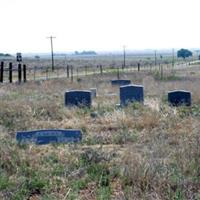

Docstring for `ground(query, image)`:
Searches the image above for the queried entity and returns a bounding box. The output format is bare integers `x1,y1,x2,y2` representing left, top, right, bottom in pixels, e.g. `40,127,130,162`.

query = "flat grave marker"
120,84,144,106
16,129,82,145
111,79,131,86
65,90,92,107
168,90,191,106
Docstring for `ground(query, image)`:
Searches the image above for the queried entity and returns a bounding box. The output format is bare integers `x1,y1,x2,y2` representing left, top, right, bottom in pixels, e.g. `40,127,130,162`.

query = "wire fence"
0,60,197,84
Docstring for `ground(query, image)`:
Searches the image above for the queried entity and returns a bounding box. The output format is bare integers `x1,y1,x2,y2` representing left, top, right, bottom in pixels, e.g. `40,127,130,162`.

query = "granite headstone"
168,90,191,106
65,90,92,107
120,84,144,106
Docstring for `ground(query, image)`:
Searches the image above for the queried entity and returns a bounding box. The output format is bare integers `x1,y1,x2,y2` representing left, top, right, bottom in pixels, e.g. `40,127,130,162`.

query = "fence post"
9,62,12,83
85,65,87,76
93,66,95,75
161,65,163,79
100,64,103,75
76,68,79,80
23,64,26,82
117,66,120,79
18,64,22,83
57,68,59,78
70,65,73,82
0,61,4,83
137,63,140,72
67,65,69,78
46,68,48,80
34,66,36,81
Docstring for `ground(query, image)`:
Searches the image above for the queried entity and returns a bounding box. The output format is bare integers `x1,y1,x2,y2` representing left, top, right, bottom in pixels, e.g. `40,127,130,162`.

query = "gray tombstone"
90,88,97,98
168,90,191,106
120,84,144,106
111,79,131,86
65,90,92,107
16,129,82,145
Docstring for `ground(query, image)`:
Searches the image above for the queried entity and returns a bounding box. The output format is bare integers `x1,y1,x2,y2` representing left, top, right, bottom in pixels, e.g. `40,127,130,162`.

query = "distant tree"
74,51,97,56
0,53,12,57
35,55,40,60
75,51,79,55
5,53,12,57
177,49,192,59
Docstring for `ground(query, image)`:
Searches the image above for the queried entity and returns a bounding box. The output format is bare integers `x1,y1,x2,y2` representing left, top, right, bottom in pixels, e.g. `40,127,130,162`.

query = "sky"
0,0,200,53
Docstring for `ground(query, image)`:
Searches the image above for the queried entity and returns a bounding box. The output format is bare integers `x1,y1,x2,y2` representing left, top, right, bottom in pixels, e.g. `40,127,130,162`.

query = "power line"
46,36,56,71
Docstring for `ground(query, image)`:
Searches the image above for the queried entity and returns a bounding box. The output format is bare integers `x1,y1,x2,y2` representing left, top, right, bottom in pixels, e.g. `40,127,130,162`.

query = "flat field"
0,56,200,200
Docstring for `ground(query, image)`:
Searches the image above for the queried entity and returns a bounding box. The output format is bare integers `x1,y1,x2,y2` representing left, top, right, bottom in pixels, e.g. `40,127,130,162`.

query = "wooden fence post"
18,64,22,83
70,65,73,82
117,67,120,79
76,68,79,79
46,68,48,80
85,66,87,76
23,64,26,82
67,65,70,78
9,62,12,83
93,66,95,75
161,65,163,79
100,64,103,75
57,68,59,78
0,61,4,83
137,63,140,72
34,66,36,81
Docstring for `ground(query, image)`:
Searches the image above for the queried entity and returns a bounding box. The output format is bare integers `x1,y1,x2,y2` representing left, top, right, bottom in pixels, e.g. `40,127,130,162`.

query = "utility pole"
123,45,126,69
47,36,56,71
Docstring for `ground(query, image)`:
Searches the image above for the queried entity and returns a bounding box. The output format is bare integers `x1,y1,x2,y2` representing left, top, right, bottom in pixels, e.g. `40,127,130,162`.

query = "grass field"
0,57,200,199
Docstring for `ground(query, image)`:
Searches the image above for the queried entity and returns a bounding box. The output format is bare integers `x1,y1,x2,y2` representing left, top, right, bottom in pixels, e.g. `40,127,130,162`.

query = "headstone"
65,90,92,107
90,88,97,98
111,79,131,86
120,84,144,106
16,129,82,145
168,90,191,106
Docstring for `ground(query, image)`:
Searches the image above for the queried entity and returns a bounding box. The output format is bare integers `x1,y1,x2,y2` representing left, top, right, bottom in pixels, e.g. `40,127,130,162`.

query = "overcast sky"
0,0,200,53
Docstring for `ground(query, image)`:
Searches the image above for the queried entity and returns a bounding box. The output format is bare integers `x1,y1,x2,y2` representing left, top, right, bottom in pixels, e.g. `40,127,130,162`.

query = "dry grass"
0,65,200,199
